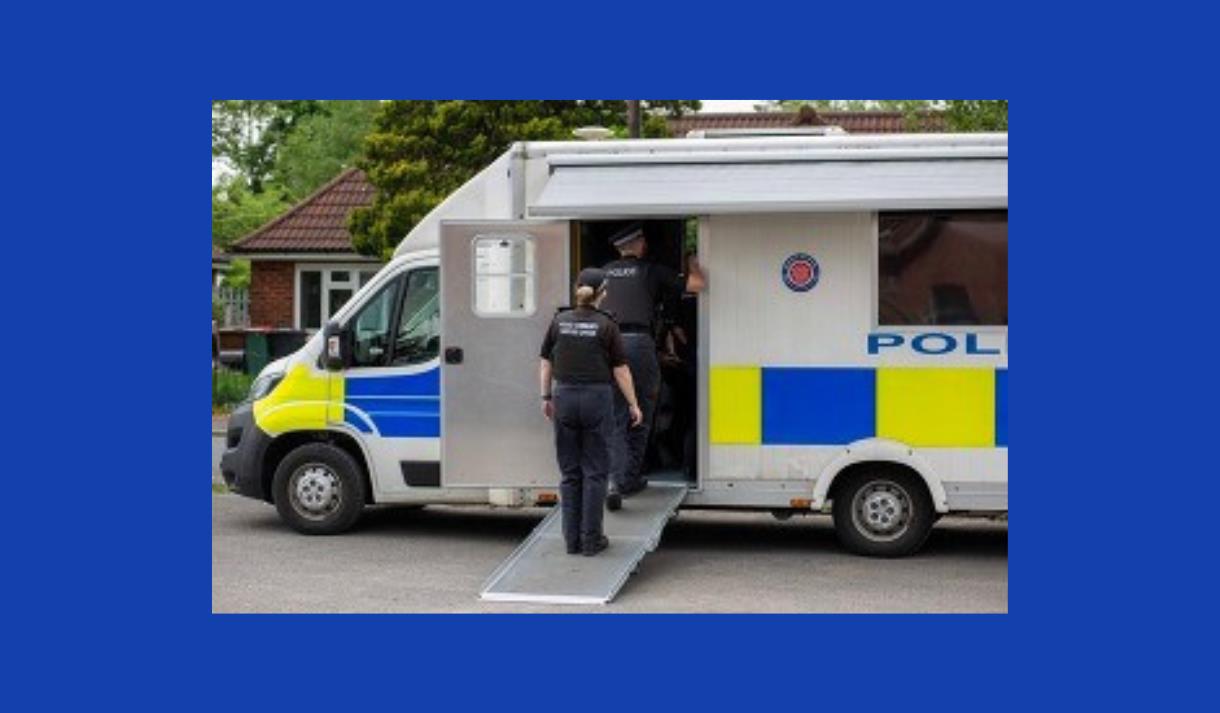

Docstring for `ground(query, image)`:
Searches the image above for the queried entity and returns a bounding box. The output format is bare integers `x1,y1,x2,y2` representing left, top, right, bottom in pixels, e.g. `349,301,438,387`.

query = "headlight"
247,372,284,402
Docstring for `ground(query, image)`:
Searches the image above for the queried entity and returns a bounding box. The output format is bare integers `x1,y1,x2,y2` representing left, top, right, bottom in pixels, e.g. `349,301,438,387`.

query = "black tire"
272,443,366,535
832,468,934,557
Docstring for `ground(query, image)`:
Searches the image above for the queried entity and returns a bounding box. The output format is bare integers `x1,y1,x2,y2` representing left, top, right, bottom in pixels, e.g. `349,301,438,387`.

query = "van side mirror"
322,321,348,371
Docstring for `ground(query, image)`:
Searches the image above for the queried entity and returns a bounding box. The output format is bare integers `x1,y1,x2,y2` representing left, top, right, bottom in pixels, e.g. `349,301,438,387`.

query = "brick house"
667,106,947,136
228,168,381,330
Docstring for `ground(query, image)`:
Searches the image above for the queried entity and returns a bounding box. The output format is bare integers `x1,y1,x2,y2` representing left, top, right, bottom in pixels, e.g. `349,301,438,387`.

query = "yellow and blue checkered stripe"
252,364,441,439
711,366,1008,447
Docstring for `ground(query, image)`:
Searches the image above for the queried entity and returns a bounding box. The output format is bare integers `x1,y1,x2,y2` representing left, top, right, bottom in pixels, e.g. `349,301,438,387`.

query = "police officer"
539,268,643,556
601,222,706,510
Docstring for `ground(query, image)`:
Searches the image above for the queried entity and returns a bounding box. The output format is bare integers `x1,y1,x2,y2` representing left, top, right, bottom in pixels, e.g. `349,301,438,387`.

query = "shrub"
213,368,254,408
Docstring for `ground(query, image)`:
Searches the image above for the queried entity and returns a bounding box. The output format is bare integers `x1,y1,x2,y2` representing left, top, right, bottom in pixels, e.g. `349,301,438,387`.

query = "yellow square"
877,368,995,447
710,366,761,444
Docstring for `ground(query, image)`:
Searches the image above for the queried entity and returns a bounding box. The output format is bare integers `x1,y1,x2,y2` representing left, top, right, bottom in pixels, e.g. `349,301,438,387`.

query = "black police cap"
609,222,645,247
576,267,607,291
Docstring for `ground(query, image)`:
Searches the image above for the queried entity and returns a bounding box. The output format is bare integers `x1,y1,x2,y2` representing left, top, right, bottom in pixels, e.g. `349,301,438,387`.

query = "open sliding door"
440,220,570,487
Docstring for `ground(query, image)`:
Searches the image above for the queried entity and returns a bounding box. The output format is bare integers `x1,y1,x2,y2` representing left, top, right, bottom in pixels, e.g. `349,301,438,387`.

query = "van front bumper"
219,402,273,502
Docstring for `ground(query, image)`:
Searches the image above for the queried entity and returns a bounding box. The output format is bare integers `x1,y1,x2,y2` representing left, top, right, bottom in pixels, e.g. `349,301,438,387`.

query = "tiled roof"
668,109,947,136
230,168,374,254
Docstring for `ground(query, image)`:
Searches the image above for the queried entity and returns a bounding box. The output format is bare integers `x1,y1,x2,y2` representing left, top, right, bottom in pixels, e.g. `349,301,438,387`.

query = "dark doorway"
574,219,698,485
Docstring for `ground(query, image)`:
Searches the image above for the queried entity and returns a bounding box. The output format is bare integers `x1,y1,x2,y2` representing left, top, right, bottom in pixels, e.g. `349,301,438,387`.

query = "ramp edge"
479,507,562,596
479,484,689,605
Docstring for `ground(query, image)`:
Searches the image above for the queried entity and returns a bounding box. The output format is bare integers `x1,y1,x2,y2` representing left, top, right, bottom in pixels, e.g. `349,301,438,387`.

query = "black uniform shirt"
539,307,628,384
600,256,686,330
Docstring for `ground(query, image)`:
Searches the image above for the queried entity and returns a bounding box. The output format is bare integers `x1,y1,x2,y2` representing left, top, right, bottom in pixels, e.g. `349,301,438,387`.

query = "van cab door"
440,220,569,487
331,263,443,494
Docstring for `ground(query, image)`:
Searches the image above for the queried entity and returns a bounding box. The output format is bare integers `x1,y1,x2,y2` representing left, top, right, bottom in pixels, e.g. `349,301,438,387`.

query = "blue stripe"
345,396,440,413
996,369,1008,446
346,368,439,397
761,367,875,445
372,413,441,438
344,408,373,434
345,368,440,438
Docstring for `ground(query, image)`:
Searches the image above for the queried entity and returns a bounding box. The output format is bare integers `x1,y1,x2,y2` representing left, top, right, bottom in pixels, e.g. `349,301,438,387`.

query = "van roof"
394,133,1007,256
515,132,1006,159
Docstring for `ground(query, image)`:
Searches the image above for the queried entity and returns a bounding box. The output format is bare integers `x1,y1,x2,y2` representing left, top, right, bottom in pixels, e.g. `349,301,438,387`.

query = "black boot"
606,490,622,512
582,534,609,557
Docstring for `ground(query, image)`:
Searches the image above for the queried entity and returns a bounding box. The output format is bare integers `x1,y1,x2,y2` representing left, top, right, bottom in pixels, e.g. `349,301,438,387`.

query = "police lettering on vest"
600,256,686,331
539,307,628,383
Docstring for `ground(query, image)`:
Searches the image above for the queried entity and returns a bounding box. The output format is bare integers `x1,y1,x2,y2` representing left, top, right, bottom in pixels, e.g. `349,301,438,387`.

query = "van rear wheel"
272,443,366,535
832,468,933,557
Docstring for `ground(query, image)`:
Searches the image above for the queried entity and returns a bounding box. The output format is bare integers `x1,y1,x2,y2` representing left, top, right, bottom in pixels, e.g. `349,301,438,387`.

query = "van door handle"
444,347,464,364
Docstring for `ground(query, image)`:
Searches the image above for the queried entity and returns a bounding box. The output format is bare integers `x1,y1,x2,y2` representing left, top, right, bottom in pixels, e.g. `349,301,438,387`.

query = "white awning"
530,157,1007,217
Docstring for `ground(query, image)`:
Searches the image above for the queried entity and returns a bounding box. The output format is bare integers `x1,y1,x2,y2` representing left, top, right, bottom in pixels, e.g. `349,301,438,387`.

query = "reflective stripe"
996,369,1008,446
711,365,1005,448
252,365,442,439
252,364,343,435
762,367,875,445
709,366,761,444
346,368,441,438
876,367,995,447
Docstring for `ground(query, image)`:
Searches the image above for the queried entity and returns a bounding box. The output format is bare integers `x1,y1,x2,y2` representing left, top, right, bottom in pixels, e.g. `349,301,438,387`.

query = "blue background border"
5,1,1210,709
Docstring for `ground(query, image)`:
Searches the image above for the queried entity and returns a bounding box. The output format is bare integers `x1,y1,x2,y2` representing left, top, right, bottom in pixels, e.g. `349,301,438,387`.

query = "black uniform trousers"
611,334,660,492
552,382,614,547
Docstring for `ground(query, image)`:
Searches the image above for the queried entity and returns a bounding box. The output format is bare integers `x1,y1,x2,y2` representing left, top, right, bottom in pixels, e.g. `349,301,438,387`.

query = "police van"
220,132,1007,597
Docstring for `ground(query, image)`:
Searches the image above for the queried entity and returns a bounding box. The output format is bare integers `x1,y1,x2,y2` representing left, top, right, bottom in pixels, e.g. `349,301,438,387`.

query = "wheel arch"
812,439,949,513
260,429,375,505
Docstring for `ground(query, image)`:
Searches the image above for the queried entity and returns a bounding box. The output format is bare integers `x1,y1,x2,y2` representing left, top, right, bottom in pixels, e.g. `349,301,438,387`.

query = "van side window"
878,210,1008,326
473,235,535,316
350,277,402,367
391,268,440,366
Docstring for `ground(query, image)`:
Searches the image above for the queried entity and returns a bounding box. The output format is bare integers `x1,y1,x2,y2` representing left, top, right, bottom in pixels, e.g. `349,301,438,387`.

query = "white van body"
221,132,1007,556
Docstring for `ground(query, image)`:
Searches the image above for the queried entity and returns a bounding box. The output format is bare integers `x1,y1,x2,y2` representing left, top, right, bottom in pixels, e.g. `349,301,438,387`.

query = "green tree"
350,100,700,257
273,100,380,198
944,100,1007,131
212,100,323,192
211,176,292,248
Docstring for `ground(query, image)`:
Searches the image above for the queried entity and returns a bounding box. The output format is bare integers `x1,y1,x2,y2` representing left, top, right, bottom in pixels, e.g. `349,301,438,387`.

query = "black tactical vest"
546,308,619,383
601,257,656,329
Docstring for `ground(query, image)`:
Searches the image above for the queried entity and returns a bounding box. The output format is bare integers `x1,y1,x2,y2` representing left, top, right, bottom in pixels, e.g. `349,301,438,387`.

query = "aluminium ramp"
480,483,688,605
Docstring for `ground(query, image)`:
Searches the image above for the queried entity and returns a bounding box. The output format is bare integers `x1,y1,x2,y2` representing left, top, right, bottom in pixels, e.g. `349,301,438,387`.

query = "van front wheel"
272,443,366,535
832,469,933,557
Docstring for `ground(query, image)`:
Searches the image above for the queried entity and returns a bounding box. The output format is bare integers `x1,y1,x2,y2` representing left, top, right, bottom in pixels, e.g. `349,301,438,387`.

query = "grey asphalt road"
212,491,1007,613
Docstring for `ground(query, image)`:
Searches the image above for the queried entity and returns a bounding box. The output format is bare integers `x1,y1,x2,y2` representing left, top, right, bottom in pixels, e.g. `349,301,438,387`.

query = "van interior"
574,219,699,486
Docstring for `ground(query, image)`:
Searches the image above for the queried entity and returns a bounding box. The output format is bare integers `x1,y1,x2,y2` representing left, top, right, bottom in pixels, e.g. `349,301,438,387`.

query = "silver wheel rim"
850,479,912,542
289,462,342,522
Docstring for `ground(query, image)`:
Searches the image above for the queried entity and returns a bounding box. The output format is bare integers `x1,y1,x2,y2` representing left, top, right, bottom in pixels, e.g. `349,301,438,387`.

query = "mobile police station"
220,131,1008,604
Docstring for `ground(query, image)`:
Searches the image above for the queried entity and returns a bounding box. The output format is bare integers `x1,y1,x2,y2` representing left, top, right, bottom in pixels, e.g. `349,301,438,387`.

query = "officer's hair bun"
575,285,596,306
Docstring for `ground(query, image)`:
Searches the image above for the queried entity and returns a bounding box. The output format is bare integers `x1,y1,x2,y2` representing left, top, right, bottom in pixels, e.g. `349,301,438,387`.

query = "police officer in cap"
601,222,706,510
539,268,643,556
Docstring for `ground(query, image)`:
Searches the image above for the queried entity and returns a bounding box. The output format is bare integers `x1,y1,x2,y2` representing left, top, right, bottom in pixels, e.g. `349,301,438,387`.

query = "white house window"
297,266,380,329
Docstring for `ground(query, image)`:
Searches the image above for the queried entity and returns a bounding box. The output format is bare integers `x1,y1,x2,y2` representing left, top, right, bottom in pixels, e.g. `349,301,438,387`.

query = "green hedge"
213,368,253,407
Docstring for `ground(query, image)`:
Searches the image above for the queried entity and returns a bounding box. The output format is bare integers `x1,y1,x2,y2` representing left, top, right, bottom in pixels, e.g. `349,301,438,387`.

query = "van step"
480,483,688,605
